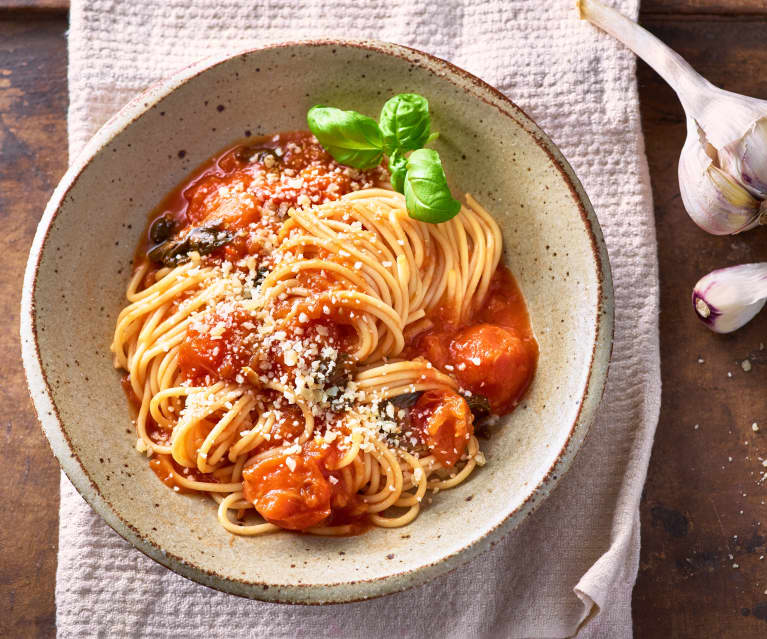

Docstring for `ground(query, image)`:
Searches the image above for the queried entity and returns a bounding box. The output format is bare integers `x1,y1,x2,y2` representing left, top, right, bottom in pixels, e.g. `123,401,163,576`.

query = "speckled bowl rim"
20,40,614,604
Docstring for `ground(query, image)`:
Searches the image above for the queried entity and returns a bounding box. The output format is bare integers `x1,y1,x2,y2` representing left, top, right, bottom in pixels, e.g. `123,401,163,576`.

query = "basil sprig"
404,149,461,223
307,106,384,170
306,93,459,223
379,93,431,154
388,149,408,193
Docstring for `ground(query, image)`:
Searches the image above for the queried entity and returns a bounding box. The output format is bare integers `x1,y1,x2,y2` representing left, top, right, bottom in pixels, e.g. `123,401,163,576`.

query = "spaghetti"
112,132,537,535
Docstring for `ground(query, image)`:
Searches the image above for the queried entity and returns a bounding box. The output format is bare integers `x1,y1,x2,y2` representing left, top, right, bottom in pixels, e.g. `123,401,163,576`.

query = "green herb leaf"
315,352,356,389
389,391,422,408
147,224,234,266
307,105,384,169
388,149,408,193
379,93,431,154
463,393,491,422
404,149,461,223
254,266,270,287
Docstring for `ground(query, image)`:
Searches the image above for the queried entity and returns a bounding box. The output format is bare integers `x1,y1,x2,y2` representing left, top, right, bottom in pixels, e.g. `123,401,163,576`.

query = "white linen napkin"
58,1,659,637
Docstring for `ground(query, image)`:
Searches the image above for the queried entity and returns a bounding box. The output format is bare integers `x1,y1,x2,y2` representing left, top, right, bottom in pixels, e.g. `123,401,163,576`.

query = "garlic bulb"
692,263,767,333
719,117,767,199
578,0,767,235
679,119,765,235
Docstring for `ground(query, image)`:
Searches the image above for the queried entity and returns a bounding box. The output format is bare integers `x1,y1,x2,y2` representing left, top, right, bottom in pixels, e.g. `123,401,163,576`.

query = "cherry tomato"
449,323,534,413
411,390,473,467
243,450,332,530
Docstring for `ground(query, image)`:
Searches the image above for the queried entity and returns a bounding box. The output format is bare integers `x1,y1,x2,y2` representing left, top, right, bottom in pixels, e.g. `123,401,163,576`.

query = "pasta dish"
112,130,537,535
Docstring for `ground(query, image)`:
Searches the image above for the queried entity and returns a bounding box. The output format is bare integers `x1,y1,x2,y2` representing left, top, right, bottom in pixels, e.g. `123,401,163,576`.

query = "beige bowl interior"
22,42,612,602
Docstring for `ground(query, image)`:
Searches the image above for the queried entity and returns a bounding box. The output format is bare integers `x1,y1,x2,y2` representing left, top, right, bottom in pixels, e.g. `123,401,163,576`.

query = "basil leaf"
463,393,491,421
147,224,233,266
379,93,431,154
254,266,270,287
388,391,422,408
404,149,461,223
388,149,407,193
307,105,384,169
314,351,356,389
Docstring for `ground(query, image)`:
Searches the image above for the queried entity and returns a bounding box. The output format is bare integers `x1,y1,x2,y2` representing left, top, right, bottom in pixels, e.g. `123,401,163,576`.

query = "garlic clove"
718,116,767,199
679,119,763,235
692,262,767,333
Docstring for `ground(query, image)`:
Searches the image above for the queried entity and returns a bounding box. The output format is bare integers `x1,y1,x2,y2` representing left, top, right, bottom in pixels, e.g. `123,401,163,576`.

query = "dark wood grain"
0,18,67,639
0,0,66,20
1,3,767,639
643,0,767,15
632,15,767,639
0,0,67,9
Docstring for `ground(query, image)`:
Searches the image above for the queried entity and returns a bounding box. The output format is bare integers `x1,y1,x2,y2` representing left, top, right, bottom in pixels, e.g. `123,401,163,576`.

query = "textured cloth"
59,1,659,637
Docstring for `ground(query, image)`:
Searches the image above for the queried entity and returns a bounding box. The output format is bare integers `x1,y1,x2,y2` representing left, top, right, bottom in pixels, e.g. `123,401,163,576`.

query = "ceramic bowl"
21,41,613,603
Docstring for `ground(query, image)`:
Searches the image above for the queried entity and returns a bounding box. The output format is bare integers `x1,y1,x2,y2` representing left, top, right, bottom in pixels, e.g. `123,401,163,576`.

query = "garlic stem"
577,0,711,116
692,263,767,333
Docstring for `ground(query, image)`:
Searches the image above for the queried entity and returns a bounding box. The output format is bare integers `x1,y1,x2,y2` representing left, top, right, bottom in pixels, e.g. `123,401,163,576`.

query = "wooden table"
2,1,766,636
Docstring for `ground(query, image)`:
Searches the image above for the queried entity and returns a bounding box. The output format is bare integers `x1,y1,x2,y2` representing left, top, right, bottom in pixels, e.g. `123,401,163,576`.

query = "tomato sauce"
259,403,308,449
406,266,538,415
135,131,387,269
178,306,255,384
148,454,219,494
